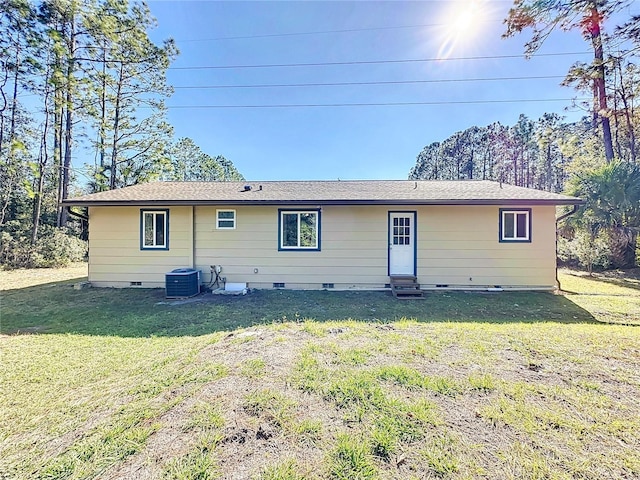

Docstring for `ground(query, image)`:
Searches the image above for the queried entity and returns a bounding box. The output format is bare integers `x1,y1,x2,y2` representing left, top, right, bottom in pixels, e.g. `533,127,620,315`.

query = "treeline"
0,0,242,268
408,113,640,270
408,114,640,270
408,110,639,193
409,114,578,192
410,0,640,271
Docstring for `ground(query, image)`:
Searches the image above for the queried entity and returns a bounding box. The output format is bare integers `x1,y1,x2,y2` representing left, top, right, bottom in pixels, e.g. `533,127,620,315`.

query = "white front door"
389,212,416,275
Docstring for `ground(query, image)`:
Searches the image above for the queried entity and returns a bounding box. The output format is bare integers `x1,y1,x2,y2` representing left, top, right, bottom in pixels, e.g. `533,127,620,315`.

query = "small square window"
216,209,236,229
499,208,531,242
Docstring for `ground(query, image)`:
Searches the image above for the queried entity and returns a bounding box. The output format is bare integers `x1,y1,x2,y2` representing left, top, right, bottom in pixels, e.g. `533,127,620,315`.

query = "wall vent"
273,282,285,289
436,284,449,288
384,283,391,288
322,283,334,289
130,281,142,286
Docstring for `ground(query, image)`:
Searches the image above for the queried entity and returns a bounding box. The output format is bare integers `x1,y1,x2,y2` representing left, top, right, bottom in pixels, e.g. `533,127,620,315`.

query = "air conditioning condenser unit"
165,268,200,298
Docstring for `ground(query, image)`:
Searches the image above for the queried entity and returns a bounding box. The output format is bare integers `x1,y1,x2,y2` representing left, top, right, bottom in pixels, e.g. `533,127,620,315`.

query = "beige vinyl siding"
416,205,556,288
87,203,558,290
195,205,389,289
88,206,194,288
195,204,556,290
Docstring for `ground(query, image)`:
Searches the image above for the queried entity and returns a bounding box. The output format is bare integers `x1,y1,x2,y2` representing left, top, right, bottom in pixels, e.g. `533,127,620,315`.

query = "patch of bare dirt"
103,327,338,479
102,390,205,480
97,323,640,479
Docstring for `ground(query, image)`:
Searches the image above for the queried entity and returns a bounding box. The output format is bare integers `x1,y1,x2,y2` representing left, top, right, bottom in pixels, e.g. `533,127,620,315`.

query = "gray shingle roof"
64,180,583,206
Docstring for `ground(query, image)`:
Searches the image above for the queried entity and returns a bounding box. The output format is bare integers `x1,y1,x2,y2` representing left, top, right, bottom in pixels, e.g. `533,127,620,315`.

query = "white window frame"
141,209,169,250
216,209,236,230
279,209,320,251
500,208,531,242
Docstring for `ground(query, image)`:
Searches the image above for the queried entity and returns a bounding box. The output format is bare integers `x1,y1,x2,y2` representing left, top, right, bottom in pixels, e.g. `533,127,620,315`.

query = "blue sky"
145,0,629,181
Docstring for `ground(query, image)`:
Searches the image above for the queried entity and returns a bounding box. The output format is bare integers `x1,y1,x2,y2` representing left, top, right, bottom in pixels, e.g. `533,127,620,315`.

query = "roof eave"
63,198,584,207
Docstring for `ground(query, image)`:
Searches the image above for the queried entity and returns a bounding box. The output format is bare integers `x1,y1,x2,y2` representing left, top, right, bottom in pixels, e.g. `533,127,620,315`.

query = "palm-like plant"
566,161,640,269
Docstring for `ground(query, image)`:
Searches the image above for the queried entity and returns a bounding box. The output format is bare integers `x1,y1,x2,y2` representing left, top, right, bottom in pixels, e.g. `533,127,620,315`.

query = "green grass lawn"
1,267,638,479
557,268,640,325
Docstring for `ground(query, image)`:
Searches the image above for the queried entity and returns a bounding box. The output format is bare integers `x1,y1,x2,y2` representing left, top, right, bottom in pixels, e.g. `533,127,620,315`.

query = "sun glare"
451,8,477,34
437,0,488,59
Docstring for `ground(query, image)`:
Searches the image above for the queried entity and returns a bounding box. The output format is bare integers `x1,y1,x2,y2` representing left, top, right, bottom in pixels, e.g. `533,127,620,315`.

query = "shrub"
558,230,611,273
0,226,87,269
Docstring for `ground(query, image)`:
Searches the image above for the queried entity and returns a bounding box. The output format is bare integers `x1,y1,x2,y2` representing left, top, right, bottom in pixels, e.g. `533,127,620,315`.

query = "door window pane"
392,216,411,246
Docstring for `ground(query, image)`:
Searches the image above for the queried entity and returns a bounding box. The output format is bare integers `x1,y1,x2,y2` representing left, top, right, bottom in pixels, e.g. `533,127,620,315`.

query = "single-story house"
64,180,582,291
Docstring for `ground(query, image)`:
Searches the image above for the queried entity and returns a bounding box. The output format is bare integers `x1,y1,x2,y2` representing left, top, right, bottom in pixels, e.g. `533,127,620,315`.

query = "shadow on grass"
566,271,640,293
0,279,606,338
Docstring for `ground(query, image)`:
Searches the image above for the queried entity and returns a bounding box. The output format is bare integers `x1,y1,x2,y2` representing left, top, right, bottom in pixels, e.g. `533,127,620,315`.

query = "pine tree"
85,0,177,190
503,0,627,163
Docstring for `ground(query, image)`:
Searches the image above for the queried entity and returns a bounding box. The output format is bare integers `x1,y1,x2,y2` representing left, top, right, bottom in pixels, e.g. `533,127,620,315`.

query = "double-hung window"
216,209,236,229
141,209,169,250
499,208,531,242
279,209,320,250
